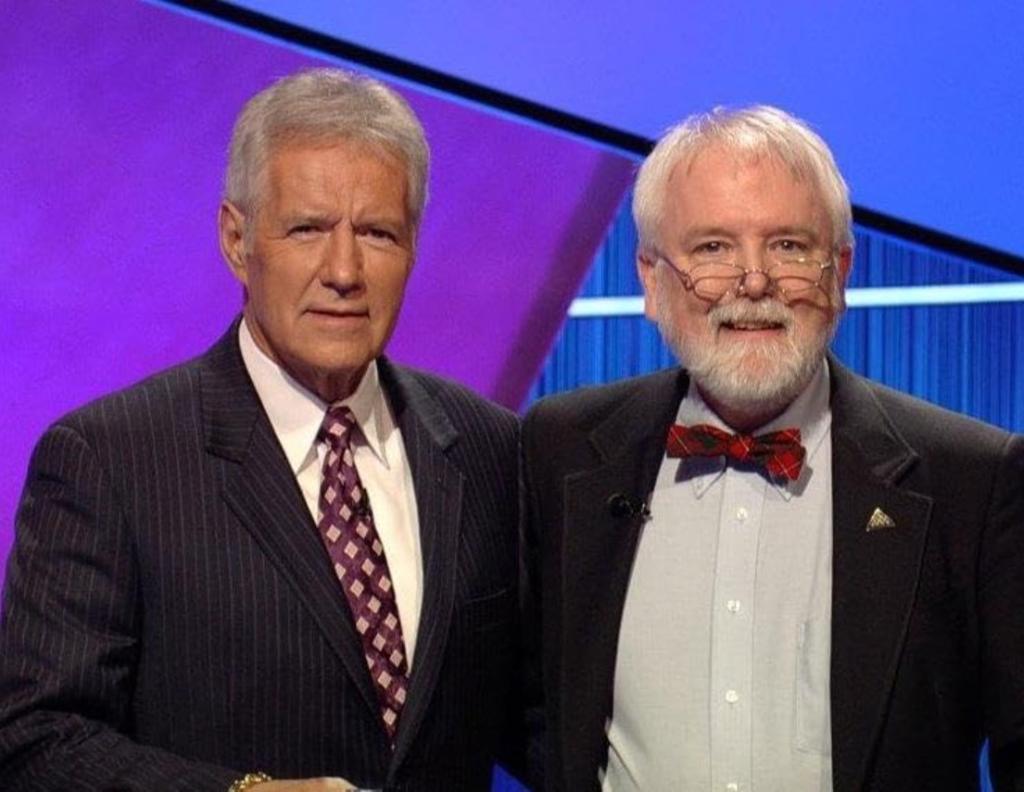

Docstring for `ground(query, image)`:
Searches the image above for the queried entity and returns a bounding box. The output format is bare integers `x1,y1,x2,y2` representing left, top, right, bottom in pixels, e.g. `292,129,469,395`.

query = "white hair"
225,67,430,229
632,105,853,254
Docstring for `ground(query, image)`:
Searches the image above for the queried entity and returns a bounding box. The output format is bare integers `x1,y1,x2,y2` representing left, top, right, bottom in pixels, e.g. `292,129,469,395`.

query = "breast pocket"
794,618,832,756
448,586,517,729
458,586,514,633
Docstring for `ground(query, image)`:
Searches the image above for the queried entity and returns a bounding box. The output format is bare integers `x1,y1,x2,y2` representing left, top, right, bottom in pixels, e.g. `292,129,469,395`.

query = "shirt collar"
238,319,391,474
675,360,832,499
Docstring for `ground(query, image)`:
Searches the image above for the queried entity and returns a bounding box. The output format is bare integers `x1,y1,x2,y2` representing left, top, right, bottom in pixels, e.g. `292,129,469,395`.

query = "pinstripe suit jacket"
0,322,522,791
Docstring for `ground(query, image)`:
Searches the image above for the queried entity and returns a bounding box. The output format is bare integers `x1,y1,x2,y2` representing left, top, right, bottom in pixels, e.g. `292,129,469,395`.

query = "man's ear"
836,243,854,288
218,200,248,284
636,249,659,321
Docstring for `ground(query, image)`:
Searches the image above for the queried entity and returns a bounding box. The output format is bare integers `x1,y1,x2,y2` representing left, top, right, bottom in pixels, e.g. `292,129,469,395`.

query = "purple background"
1,0,635,575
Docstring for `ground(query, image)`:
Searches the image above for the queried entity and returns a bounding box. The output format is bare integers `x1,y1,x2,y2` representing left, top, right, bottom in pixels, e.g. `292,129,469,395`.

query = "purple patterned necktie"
317,404,409,743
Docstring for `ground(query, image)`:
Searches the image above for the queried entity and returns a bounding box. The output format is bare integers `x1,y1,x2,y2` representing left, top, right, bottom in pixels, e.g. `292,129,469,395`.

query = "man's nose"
321,228,362,290
737,265,771,300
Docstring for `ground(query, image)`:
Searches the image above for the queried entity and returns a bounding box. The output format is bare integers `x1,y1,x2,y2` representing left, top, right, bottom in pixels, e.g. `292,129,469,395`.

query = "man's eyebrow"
679,226,737,240
358,213,409,228
280,211,333,225
767,225,820,239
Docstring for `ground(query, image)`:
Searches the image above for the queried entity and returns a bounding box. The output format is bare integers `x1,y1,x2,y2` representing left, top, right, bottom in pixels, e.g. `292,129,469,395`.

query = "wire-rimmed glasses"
659,251,836,302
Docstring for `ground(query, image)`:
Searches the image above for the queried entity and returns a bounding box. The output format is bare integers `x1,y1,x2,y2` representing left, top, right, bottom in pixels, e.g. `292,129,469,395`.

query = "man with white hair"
522,106,1024,790
0,69,522,791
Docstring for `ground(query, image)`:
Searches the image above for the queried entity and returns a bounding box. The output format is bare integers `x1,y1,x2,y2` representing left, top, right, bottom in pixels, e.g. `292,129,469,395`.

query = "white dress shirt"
603,362,834,792
238,320,423,666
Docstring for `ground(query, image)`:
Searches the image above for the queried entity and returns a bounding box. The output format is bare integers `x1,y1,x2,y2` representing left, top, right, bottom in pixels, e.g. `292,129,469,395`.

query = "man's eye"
775,238,808,252
362,227,398,243
694,241,727,255
288,224,318,236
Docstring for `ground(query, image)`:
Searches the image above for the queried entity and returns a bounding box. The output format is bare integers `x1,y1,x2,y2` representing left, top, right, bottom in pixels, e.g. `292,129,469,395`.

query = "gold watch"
228,771,273,792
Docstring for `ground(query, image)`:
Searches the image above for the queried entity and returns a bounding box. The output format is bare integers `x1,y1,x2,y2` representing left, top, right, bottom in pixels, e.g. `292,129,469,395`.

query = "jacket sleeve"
981,433,1024,792
0,423,239,791
519,406,549,792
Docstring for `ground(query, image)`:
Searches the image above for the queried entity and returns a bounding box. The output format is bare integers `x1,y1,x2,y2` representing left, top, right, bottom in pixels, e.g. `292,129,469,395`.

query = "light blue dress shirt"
603,363,834,792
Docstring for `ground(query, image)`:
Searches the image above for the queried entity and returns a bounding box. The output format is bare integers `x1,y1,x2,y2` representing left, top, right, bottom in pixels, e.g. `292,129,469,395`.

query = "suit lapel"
201,323,381,718
559,369,687,789
827,359,933,792
377,361,464,774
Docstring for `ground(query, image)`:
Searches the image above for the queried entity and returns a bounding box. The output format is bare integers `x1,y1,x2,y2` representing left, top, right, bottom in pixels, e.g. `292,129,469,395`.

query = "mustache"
708,299,794,330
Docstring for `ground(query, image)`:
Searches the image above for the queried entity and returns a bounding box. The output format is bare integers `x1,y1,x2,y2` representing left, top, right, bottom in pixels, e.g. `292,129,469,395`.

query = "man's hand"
253,779,358,791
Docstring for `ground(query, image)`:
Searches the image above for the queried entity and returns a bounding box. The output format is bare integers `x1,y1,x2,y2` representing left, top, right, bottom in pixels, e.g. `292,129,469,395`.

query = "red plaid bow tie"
666,423,806,481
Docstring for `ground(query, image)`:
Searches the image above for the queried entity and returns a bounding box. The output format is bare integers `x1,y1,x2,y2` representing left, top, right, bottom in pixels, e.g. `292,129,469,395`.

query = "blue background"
226,1,1024,259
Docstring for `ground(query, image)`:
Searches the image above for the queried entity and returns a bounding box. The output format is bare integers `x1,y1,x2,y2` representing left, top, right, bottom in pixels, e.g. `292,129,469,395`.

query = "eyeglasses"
659,251,836,302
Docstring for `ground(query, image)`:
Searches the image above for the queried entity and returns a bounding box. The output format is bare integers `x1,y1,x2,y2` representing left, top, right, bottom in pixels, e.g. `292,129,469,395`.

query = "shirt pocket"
794,617,832,756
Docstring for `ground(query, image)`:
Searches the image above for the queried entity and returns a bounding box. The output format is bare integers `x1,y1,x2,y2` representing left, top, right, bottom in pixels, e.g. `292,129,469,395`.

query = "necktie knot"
666,423,806,481
320,404,358,450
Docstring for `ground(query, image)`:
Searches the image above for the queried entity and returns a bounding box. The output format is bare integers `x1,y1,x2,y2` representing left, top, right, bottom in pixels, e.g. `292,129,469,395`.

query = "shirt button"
735,507,748,522
725,689,739,704
726,599,741,614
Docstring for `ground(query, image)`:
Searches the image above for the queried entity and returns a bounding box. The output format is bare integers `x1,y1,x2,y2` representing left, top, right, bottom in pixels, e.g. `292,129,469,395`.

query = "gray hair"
632,105,853,254
225,67,430,230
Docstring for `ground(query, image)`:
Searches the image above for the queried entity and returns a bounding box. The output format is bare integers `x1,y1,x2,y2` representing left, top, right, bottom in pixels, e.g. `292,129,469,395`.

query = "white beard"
656,289,834,420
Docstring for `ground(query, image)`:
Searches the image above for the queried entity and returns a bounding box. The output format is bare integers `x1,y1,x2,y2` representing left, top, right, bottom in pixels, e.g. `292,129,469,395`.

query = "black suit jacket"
0,322,522,791
522,358,1024,791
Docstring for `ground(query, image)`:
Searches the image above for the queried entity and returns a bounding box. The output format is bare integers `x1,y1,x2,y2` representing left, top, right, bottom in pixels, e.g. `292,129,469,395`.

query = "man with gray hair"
523,106,1024,790
0,68,522,791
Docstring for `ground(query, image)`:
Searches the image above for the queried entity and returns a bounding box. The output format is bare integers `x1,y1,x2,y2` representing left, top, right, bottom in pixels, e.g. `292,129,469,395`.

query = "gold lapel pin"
866,507,896,532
